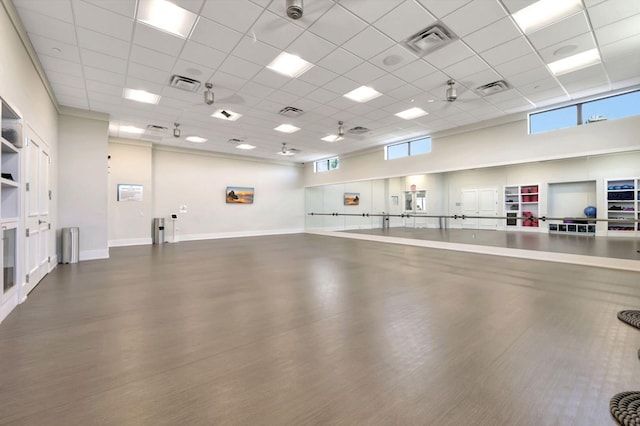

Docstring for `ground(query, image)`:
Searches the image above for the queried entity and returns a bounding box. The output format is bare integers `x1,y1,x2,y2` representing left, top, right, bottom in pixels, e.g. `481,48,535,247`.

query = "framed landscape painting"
226,186,254,204
344,192,360,206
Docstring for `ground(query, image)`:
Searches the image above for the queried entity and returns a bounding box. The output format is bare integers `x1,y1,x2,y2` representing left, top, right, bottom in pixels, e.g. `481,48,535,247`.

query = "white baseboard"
79,249,110,261
173,228,304,243
0,293,18,324
109,238,153,247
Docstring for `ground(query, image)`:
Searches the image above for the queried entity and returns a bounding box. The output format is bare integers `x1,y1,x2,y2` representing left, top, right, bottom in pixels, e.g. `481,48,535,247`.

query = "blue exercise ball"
584,206,597,218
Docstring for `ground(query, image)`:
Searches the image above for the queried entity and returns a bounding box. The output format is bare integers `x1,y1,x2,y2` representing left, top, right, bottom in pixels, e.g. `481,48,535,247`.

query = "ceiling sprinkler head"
204,82,214,105
173,123,180,138
286,0,303,20
446,79,457,102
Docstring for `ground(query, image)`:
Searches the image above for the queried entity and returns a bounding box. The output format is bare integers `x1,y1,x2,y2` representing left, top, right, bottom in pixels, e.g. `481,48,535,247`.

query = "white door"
24,137,50,295
462,188,498,230
461,189,478,229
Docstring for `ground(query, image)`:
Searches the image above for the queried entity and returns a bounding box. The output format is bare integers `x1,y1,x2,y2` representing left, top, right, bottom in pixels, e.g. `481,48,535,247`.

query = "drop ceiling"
9,0,640,163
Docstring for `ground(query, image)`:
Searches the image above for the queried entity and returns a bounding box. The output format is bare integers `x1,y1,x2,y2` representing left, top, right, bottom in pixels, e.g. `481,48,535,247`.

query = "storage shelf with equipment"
606,178,638,235
504,184,540,229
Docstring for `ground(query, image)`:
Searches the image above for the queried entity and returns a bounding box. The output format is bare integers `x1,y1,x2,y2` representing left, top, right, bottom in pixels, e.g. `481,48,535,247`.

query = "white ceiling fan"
277,142,300,156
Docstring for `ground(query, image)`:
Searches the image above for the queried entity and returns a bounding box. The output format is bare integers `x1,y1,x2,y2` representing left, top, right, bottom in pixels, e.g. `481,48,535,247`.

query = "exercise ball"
584,206,597,218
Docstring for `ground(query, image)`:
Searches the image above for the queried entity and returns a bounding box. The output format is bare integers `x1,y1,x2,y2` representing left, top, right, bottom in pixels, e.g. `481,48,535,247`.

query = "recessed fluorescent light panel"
267,52,314,78
185,136,207,143
321,135,343,143
274,124,300,133
136,0,198,38
512,0,583,34
236,143,256,150
119,125,145,134
395,107,428,120
343,86,382,103
547,49,601,76
123,88,161,105
211,109,242,121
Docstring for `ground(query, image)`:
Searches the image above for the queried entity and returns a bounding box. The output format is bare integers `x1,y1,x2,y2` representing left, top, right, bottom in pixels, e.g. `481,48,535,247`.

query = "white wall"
58,110,109,260
152,147,304,241
304,114,640,186
548,181,597,218
108,139,153,246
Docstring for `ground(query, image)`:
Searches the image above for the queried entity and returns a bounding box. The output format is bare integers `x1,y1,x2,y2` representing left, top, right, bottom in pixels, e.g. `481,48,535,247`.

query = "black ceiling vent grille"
227,138,244,144
278,106,304,117
403,22,458,57
169,74,201,92
348,126,370,135
145,124,168,135
476,80,511,96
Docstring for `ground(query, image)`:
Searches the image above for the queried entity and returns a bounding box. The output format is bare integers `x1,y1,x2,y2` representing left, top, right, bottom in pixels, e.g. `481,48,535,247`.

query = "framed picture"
117,184,143,202
344,192,360,206
226,186,254,204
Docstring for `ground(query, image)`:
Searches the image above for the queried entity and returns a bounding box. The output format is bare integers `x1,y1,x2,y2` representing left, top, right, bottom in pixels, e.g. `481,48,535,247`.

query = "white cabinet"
504,184,540,229
606,178,639,235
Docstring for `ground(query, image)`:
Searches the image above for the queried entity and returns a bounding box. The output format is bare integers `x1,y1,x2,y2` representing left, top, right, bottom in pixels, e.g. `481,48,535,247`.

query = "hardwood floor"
1,234,639,425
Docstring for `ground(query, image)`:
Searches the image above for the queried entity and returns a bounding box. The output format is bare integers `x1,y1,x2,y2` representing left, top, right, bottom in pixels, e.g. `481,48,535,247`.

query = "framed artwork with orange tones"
226,186,254,204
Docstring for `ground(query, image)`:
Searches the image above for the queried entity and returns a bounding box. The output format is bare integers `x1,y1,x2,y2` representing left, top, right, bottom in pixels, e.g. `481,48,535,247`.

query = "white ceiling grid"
9,0,640,162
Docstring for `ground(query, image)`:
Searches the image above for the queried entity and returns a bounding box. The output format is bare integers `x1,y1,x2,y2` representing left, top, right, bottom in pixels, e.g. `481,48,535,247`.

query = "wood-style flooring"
1,233,640,425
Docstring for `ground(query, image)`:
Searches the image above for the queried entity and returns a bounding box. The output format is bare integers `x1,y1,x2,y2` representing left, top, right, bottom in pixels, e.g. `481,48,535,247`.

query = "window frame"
314,156,339,173
385,136,432,160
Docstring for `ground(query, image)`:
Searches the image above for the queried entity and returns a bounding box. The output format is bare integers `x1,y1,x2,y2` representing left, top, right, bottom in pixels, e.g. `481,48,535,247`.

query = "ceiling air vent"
475,80,510,96
348,126,370,135
169,74,201,92
227,138,244,144
278,106,304,117
145,124,168,136
403,22,458,57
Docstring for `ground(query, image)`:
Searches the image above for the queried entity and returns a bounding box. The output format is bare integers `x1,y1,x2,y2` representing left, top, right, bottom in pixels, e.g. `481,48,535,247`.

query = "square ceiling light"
395,107,428,120
512,0,583,34
119,125,145,134
343,86,382,103
321,135,343,143
136,0,198,38
212,109,242,121
267,52,314,78
236,143,256,150
547,49,601,76
123,88,161,105
185,136,207,143
274,124,300,133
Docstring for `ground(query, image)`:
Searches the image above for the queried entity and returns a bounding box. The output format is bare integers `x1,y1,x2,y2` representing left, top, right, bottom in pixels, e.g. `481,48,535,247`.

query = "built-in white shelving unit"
504,184,540,229
606,178,639,235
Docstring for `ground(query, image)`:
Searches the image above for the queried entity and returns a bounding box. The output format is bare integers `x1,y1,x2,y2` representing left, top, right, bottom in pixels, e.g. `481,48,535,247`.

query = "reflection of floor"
340,227,640,263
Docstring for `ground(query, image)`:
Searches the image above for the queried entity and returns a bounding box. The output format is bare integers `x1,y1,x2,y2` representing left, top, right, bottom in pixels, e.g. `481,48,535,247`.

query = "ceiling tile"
219,56,262,80
458,68,503,90
179,41,227,71
600,33,640,61
307,4,367,45
133,23,186,57
54,82,87,98
369,74,406,93
79,0,136,18
392,60,437,83
538,33,596,63
124,77,164,95
249,68,290,89
588,0,640,28
57,94,89,109
280,79,318,97
129,62,171,86
386,83,422,100
369,44,418,72
527,12,590,51
267,0,336,29
443,55,489,80
83,66,125,85
85,79,123,96
482,36,534,66
77,27,130,60
190,17,243,53
250,10,305,49
423,40,474,69
317,48,361,74
171,59,213,83
210,71,248,91
595,14,640,46
306,87,340,104
500,0,537,14
441,0,507,38
200,0,263,33
322,76,360,95
298,66,340,87
15,0,73,22
170,0,205,14
494,53,545,77
373,1,437,42
506,66,552,86
604,52,640,82
46,69,86,89
416,0,473,19
344,61,386,85
81,49,127,74
232,37,282,67
73,0,133,41
517,77,562,96
27,33,80,63
17,9,77,44
337,0,404,24
130,45,177,71
412,70,451,92
239,81,275,99
287,31,336,63
463,16,521,53
341,27,395,60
